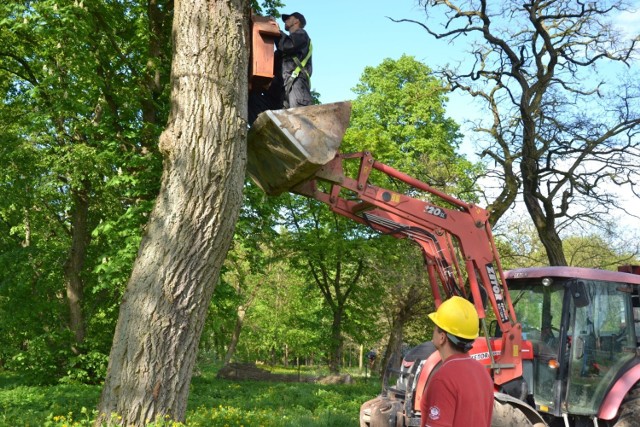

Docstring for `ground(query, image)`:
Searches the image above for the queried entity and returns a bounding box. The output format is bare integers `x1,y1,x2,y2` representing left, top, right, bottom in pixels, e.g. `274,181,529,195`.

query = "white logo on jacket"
429,406,441,420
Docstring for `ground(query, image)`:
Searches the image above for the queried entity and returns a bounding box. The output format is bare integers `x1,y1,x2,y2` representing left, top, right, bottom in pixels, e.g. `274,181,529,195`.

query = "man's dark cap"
282,12,306,27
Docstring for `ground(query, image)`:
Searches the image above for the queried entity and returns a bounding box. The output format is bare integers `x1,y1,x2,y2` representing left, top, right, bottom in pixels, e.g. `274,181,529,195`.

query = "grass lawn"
0,363,381,426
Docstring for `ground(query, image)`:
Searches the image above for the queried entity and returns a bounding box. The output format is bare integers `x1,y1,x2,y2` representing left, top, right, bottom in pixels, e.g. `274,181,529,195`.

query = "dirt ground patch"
216,363,353,385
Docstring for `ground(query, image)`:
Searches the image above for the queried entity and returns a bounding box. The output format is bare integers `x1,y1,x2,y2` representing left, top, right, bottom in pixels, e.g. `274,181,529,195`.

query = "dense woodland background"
0,0,639,425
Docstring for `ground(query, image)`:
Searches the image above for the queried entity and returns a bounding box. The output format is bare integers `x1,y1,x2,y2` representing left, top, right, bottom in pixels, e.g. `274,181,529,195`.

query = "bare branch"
408,0,640,265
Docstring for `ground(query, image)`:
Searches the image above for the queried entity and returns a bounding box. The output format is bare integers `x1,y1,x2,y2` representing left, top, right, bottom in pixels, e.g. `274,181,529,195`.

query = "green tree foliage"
343,55,481,198
0,0,170,383
564,234,639,269
341,56,482,372
266,56,481,374
205,234,330,369
199,180,287,364
366,239,434,374
493,218,548,270
240,256,326,366
0,0,280,386
277,195,381,374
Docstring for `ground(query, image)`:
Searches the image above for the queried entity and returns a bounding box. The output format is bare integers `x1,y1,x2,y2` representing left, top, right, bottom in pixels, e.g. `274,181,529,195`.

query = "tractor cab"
505,267,640,422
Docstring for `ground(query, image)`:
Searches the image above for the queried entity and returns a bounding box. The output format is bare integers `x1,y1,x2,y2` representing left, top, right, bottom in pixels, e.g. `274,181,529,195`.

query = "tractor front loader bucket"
247,102,351,196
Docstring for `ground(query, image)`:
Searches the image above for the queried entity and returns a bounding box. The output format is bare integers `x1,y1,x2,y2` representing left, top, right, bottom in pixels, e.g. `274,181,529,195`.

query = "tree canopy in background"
0,0,170,384
495,216,640,270
205,55,481,376
262,55,484,374
343,55,481,199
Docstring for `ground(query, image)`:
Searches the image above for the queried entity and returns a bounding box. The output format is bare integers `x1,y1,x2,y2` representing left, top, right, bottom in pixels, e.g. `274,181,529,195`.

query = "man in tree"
248,12,312,123
278,12,312,108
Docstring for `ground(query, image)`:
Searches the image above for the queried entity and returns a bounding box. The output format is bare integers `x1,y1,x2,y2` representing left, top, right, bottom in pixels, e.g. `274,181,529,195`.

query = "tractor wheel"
491,400,544,427
613,382,640,427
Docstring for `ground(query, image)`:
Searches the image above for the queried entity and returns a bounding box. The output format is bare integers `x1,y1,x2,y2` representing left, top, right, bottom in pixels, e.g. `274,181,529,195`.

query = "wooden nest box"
250,14,281,91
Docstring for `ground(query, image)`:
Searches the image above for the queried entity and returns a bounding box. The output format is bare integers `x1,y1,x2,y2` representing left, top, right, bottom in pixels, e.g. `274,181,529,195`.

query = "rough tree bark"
223,305,246,365
96,0,249,424
63,183,91,345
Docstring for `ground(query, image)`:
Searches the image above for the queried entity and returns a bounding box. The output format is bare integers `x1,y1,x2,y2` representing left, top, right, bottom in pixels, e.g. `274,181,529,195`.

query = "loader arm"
291,151,524,385
247,103,523,385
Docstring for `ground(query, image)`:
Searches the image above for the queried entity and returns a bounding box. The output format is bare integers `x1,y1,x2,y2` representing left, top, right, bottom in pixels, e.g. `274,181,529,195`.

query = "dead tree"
397,0,640,265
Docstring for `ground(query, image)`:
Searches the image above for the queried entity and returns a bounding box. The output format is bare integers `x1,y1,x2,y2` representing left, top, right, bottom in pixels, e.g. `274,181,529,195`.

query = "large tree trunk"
521,127,568,266
96,1,249,424
223,306,246,365
63,183,91,345
328,309,344,374
381,314,405,378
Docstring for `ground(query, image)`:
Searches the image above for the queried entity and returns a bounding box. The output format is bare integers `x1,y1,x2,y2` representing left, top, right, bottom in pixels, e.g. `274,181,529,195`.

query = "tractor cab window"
508,281,565,412
512,285,563,345
566,280,637,416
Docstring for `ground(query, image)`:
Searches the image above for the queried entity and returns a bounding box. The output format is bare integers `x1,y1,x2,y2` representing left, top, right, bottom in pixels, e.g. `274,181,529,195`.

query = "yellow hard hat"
428,296,479,340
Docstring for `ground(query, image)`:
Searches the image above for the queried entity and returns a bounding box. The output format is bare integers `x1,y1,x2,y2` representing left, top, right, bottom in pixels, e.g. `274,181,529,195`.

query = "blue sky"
273,0,640,234
274,0,481,153
275,0,639,122
275,0,460,104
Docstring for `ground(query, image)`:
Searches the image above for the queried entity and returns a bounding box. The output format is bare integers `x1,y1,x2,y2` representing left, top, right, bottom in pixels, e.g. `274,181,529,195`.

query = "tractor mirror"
570,280,590,308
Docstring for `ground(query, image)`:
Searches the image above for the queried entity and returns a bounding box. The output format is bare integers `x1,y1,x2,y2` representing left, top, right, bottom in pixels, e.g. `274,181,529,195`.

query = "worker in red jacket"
420,296,494,427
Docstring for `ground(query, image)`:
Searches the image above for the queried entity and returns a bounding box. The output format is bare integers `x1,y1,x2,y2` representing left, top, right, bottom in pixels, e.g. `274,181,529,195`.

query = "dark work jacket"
276,28,312,81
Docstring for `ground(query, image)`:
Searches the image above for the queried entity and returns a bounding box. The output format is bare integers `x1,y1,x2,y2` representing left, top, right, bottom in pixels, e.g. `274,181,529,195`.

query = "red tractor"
246,102,640,426
361,265,640,427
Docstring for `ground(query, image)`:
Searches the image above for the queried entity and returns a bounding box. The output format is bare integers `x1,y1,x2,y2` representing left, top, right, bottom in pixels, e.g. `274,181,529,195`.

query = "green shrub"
6,330,75,385
0,364,381,426
60,351,109,385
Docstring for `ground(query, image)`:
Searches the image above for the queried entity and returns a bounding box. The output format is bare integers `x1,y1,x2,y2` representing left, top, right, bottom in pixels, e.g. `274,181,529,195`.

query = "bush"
60,351,109,385
6,330,75,385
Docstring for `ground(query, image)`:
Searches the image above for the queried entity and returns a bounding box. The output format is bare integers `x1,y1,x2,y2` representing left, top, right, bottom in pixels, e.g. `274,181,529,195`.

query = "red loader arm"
292,151,524,385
